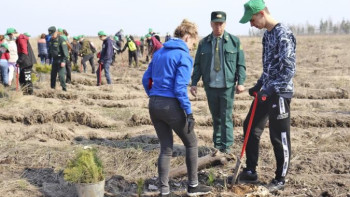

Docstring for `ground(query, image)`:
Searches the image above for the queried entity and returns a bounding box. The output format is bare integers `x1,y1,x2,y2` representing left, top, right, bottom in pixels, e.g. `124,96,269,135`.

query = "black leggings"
149,96,198,194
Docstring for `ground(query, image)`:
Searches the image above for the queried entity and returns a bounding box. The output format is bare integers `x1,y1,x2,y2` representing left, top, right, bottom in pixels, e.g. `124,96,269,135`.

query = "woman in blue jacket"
142,19,211,197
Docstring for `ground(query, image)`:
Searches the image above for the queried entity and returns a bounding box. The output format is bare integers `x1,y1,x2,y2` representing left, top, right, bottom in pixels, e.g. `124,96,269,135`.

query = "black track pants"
243,94,291,181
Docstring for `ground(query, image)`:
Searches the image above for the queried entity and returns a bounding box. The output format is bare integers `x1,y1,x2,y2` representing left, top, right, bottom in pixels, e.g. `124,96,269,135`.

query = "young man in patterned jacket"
238,0,296,192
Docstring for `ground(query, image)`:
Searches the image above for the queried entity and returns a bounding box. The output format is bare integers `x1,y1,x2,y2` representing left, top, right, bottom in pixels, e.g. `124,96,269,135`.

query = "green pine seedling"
207,169,215,186
136,178,144,197
64,148,104,183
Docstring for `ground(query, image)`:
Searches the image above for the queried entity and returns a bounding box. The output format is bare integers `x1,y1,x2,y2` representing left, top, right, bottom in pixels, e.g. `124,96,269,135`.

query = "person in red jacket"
0,43,10,87
14,31,37,94
145,33,162,62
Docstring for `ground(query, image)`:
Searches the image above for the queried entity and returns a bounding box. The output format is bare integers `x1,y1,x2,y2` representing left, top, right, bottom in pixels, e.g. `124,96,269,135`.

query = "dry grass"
0,35,349,196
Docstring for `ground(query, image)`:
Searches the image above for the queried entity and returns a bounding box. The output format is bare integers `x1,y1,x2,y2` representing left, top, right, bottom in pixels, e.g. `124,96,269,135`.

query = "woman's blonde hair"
174,19,198,39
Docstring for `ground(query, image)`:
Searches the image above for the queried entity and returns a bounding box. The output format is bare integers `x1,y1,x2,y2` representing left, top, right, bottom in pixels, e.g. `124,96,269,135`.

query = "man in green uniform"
48,26,69,91
191,11,246,153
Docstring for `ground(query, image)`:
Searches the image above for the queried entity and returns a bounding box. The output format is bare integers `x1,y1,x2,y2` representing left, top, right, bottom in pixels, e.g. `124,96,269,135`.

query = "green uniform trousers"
51,59,67,90
204,86,235,152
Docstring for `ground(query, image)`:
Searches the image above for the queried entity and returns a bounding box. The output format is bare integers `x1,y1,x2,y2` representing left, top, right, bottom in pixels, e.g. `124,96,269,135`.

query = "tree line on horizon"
248,18,350,36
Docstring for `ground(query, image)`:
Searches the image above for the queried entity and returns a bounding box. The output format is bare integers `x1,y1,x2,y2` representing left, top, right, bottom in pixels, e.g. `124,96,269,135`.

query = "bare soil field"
0,35,349,197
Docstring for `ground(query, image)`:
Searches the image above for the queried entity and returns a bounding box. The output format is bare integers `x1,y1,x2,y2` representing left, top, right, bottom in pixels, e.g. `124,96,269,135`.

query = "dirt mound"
56,92,78,100
53,108,113,128
230,184,260,195
35,90,56,98
88,93,114,100
294,88,349,99
128,114,152,126
105,175,135,196
80,98,95,106
35,90,78,100
71,78,95,86
0,108,114,128
291,115,350,128
98,102,128,108
20,125,74,142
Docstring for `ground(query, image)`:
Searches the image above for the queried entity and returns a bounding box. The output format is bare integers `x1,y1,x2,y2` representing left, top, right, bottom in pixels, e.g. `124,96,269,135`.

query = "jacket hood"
18,34,29,41
163,38,189,52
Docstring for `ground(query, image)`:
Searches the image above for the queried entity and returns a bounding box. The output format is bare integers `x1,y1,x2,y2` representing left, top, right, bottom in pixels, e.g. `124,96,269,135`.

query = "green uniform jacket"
49,36,69,63
191,31,246,88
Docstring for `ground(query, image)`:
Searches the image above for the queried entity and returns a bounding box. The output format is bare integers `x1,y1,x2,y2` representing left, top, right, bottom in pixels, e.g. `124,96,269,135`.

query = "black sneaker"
238,168,258,183
187,184,212,196
267,179,285,192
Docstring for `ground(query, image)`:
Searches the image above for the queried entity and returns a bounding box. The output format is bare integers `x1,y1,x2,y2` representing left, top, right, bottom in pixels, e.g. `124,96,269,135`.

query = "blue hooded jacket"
142,38,193,115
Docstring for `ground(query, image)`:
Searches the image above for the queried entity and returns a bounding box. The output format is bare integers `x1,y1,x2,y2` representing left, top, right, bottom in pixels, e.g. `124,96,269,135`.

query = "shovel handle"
239,92,258,159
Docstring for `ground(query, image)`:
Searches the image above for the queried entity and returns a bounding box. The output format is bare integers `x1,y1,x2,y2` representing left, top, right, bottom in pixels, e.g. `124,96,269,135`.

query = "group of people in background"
0,28,36,94
0,25,171,93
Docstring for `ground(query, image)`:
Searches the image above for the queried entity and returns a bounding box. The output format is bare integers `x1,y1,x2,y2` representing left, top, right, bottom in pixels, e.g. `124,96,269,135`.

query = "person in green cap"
190,11,246,154
0,43,10,87
145,33,162,63
14,29,37,94
237,0,296,192
115,29,124,45
48,27,69,91
111,36,121,64
58,29,72,83
121,35,138,67
5,28,19,86
70,36,81,70
139,36,145,57
79,35,96,73
46,26,57,65
97,31,113,85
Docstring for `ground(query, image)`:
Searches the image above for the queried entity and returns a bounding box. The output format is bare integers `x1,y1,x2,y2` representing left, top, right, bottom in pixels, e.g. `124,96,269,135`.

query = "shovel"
231,92,262,186
16,65,19,91
98,63,102,86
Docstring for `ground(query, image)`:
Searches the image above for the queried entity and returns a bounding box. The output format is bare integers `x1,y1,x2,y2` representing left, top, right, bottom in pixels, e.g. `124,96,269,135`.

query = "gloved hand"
248,86,260,96
187,114,195,133
257,90,268,103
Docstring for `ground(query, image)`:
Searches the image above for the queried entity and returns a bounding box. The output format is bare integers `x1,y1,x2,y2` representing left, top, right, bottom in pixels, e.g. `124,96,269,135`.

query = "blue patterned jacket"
256,23,296,98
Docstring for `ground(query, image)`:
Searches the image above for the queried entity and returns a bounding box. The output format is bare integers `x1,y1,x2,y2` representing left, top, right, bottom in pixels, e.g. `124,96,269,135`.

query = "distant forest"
249,19,350,36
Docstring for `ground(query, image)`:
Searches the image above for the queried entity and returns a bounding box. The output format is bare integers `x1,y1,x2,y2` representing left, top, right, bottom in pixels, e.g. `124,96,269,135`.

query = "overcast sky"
1,0,349,37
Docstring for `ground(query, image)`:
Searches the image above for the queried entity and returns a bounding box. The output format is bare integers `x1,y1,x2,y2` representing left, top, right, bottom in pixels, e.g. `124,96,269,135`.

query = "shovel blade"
232,158,242,185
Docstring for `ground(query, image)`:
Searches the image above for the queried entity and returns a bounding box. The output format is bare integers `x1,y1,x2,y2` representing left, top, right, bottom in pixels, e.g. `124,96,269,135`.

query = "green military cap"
0,43,9,50
98,31,107,36
24,32,31,37
140,36,144,40
73,36,78,40
48,26,56,33
148,28,153,33
211,11,226,22
58,28,64,32
6,28,17,35
114,36,119,41
240,0,266,24
145,34,151,38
